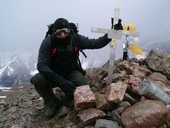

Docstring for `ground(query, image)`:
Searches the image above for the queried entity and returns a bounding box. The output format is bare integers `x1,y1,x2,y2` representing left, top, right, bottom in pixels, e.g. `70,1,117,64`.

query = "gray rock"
95,119,121,128
145,50,170,80
137,79,170,104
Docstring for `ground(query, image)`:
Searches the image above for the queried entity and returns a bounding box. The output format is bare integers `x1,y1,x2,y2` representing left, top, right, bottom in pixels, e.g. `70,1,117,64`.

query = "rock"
115,101,131,114
121,100,168,128
166,121,170,128
130,62,151,78
106,81,128,103
133,68,146,79
159,125,167,128
137,79,170,104
11,124,19,128
77,108,106,128
95,93,113,111
7,106,17,113
167,105,170,121
0,99,6,106
111,110,124,127
128,75,141,93
124,93,137,104
95,119,121,128
145,50,170,80
149,72,169,85
74,85,96,111
64,110,77,124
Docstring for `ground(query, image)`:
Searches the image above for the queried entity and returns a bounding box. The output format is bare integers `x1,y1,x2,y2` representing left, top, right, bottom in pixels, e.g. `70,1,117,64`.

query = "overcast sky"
0,0,170,55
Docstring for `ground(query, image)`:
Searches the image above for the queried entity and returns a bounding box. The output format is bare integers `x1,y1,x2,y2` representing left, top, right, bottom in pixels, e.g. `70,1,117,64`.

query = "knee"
30,73,47,87
75,76,87,86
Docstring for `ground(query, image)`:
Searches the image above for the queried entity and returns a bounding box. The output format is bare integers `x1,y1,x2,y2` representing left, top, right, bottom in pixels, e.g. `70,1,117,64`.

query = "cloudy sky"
0,0,170,55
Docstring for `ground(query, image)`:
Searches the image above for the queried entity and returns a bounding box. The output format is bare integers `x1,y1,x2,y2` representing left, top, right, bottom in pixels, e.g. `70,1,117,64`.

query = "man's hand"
58,78,76,97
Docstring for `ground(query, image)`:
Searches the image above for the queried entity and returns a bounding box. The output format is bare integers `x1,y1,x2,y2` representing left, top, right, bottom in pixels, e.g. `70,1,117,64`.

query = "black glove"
114,19,123,30
57,78,76,98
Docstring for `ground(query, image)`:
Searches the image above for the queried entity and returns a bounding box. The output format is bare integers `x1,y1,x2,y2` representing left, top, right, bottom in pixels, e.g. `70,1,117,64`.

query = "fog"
0,0,170,64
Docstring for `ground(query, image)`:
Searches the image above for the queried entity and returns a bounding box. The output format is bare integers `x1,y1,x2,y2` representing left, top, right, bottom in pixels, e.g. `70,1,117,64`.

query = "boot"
31,73,60,118
45,102,59,119
63,95,74,107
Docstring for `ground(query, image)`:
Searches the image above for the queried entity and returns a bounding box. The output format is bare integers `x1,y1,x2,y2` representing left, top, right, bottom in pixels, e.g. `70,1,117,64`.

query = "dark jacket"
37,33,111,83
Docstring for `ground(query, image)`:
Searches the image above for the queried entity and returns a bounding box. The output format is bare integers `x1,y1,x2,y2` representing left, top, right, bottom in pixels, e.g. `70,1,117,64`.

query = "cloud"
0,0,169,55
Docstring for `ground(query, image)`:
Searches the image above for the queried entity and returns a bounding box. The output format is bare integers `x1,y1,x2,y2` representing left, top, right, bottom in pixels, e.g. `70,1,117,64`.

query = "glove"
114,19,123,30
57,78,76,98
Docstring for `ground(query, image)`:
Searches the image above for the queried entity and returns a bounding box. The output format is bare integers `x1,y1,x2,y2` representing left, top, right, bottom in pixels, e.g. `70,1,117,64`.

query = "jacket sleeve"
77,34,111,49
37,37,63,84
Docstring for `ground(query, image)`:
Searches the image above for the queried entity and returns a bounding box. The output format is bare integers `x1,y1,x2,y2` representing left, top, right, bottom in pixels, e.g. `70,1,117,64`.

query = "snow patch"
30,69,38,76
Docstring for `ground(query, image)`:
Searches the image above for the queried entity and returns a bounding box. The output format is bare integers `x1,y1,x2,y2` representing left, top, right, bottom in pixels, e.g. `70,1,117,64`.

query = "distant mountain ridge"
0,41,169,87
142,41,170,54
0,52,37,87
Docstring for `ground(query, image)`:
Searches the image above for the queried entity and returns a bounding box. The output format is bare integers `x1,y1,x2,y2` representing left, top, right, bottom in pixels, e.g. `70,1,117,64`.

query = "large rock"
121,100,168,128
106,81,128,103
145,50,170,80
74,85,96,111
77,108,106,128
137,79,170,104
149,72,169,85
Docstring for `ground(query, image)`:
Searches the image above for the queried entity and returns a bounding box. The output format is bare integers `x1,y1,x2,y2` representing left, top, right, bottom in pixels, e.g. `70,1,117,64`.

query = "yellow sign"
111,39,116,45
123,23,136,31
129,44,143,55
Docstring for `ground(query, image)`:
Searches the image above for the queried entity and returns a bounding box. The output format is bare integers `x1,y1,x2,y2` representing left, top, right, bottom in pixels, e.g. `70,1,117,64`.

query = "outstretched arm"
77,34,111,50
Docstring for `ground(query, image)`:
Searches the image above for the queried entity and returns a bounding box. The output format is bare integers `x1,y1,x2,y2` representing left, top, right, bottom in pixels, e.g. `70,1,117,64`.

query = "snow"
0,58,13,77
7,66,14,75
0,96,7,99
30,69,38,76
0,86,11,92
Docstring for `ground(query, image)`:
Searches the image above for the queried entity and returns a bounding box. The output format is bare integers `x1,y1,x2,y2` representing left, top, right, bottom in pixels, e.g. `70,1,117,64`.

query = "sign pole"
107,8,120,85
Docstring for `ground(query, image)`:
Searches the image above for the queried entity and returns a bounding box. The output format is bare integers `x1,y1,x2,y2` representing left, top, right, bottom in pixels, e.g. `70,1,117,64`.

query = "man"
31,18,111,118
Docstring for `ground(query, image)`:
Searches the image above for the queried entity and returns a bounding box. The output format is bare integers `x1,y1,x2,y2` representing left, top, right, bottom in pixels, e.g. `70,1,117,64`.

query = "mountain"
0,52,37,87
0,40,169,87
0,51,107,87
142,41,170,54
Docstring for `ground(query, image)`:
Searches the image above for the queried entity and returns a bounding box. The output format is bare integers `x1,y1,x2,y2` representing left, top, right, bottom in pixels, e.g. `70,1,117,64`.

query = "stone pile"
68,50,170,128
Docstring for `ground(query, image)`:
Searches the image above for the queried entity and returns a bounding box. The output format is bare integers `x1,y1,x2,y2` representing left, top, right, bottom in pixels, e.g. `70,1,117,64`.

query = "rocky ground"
0,85,78,128
0,85,47,128
0,50,170,128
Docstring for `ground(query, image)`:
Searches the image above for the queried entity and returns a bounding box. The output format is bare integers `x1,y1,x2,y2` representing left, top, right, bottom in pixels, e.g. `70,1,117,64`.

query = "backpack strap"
49,34,86,75
49,34,58,60
71,34,87,58
71,35,86,75
80,49,87,58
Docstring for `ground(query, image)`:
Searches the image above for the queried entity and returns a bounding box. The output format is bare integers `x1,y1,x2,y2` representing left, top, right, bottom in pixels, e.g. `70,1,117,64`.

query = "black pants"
30,70,87,106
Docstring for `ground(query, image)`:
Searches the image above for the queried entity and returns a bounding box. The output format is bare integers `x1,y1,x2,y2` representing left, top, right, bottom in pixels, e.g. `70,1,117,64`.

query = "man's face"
55,28,70,39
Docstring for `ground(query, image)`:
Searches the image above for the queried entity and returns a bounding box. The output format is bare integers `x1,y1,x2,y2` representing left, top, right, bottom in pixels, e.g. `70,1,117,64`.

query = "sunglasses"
55,28,70,37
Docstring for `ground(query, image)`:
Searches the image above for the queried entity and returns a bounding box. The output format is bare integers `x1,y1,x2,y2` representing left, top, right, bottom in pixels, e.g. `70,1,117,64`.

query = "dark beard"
59,36,71,46
52,34,71,46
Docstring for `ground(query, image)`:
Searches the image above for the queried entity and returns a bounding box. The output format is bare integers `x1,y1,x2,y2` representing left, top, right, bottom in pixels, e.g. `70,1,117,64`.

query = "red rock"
121,100,168,128
74,85,96,111
106,81,127,103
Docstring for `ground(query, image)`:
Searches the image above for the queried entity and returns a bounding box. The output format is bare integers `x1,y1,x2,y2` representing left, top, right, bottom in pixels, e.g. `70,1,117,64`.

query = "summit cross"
91,8,139,85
